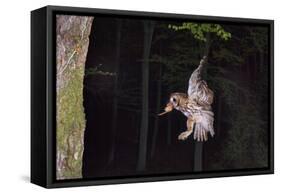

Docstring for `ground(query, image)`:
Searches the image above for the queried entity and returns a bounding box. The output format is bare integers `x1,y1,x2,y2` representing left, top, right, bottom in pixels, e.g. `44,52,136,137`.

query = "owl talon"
178,131,192,140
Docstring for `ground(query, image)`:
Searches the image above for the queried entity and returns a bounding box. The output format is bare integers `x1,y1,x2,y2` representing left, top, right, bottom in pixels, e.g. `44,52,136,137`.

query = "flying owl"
159,56,214,142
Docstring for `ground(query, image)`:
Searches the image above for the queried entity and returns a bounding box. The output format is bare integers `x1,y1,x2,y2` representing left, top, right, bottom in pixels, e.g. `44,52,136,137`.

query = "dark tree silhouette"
109,19,122,164
137,20,155,171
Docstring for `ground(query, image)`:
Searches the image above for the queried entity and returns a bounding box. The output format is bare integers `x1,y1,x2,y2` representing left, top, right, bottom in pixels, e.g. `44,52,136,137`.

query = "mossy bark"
56,15,94,180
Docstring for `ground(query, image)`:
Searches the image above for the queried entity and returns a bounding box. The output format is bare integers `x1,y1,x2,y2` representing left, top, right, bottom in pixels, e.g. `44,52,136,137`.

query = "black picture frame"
31,5,274,188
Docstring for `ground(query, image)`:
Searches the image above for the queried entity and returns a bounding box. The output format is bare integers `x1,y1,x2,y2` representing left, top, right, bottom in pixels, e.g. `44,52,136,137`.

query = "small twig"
80,18,87,41
59,50,77,75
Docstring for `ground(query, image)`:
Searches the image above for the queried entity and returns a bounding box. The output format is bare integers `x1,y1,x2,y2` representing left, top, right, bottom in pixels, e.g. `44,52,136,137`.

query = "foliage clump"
168,23,231,41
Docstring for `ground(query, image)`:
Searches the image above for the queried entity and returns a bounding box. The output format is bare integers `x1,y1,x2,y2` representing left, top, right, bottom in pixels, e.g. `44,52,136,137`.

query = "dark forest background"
81,16,270,179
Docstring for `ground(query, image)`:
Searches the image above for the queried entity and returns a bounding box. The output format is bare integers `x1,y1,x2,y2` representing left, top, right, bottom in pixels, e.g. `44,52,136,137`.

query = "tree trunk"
167,114,172,145
137,21,155,171
56,15,94,179
194,142,204,171
216,95,222,138
151,64,162,157
109,19,122,163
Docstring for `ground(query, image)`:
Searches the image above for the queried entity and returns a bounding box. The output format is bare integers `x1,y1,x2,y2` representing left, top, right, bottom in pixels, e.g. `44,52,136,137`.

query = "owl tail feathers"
193,112,215,142
194,123,207,141
193,124,214,142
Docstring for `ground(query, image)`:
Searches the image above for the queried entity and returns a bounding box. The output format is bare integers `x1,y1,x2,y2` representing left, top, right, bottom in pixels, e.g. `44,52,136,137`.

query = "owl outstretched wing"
187,56,214,107
187,56,215,141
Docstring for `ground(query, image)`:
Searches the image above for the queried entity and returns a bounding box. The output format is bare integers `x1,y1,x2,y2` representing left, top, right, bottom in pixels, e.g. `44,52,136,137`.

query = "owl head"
158,92,188,116
169,93,188,109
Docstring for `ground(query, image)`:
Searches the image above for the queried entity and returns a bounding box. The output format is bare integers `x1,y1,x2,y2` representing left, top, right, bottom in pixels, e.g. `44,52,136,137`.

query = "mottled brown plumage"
159,56,214,141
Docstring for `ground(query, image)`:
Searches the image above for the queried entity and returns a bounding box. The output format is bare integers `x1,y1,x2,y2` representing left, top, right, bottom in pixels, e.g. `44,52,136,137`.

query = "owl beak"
158,102,173,116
